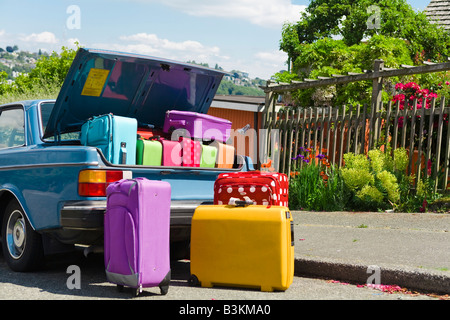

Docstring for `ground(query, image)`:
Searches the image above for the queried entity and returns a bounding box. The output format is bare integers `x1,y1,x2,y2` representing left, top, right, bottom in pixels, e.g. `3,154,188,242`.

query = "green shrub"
288,147,444,212
340,168,374,191
355,185,385,211
340,148,402,211
289,152,345,211
377,170,400,203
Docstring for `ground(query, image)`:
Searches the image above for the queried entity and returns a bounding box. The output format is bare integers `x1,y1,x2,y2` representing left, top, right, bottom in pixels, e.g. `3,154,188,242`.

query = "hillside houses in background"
0,49,39,80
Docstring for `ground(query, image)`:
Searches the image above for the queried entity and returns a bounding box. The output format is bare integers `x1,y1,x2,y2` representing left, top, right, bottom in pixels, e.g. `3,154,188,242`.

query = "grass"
0,82,60,105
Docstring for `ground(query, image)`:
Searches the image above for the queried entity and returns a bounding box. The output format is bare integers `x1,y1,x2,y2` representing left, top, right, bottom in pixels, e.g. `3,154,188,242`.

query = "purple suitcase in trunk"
163,110,232,142
104,178,171,296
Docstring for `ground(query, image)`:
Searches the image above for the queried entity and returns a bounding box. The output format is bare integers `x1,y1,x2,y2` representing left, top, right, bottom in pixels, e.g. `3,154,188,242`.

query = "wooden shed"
208,95,265,167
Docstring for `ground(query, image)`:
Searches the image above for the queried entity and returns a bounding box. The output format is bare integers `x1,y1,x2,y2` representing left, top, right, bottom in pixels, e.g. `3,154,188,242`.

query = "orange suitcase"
211,141,235,169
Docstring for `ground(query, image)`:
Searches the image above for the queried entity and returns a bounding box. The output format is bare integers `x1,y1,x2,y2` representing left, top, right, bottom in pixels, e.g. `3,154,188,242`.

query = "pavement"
291,210,450,295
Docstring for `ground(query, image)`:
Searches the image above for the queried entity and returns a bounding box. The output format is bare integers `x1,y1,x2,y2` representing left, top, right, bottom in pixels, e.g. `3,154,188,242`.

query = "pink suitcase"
179,137,201,167
163,110,232,143
104,178,171,296
213,171,289,207
159,138,182,166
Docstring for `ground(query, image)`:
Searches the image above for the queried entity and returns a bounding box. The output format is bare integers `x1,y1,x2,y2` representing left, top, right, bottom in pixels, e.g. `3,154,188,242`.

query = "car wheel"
1,201,44,272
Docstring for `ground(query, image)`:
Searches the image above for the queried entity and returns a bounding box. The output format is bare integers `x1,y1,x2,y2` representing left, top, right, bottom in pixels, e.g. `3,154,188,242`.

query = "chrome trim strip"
61,200,211,212
0,162,99,171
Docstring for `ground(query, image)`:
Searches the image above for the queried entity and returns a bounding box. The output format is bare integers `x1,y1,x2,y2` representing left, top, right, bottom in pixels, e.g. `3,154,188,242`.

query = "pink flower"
393,93,405,102
395,83,404,90
393,82,441,112
366,284,405,293
420,199,428,212
404,82,420,90
446,81,450,86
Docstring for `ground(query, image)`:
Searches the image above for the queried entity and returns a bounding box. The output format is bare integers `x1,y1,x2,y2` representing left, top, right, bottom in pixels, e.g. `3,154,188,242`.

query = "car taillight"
78,170,124,197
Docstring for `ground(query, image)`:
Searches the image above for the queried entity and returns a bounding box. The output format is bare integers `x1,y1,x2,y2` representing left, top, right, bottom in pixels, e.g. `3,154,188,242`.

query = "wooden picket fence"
261,60,450,192
262,99,449,192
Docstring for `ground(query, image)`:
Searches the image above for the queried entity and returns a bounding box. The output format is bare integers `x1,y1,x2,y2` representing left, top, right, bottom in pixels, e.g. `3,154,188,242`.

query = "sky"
0,0,432,80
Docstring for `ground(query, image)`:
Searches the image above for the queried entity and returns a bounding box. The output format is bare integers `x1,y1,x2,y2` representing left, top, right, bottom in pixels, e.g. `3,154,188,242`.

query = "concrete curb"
294,257,450,295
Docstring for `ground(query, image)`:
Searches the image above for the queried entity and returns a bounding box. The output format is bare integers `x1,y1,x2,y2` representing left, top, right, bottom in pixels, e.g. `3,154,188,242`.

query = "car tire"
1,201,45,272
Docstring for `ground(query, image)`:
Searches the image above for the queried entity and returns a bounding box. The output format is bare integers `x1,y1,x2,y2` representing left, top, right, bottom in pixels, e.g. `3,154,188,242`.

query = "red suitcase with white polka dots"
213,171,289,207
179,137,201,167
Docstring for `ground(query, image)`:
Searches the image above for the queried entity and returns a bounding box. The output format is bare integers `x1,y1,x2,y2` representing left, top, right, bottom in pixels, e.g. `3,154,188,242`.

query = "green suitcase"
136,139,162,166
200,144,217,168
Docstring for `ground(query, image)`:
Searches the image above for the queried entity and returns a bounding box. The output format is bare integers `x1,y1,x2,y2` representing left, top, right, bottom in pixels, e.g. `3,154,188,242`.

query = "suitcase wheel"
117,284,141,297
188,275,199,287
160,285,169,295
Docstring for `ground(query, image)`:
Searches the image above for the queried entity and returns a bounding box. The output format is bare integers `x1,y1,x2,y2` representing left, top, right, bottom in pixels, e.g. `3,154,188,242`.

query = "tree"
0,71,9,95
13,45,77,93
277,0,450,107
280,0,450,63
275,34,413,107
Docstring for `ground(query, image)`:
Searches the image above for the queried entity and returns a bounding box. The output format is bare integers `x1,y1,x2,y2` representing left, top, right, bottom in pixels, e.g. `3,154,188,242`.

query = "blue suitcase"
81,114,138,165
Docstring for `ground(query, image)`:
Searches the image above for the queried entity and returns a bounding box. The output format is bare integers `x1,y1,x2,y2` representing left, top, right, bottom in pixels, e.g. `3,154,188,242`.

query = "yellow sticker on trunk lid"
81,68,110,97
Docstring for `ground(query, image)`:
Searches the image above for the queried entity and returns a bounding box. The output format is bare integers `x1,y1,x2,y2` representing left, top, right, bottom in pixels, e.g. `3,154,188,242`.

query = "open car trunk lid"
43,48,226,139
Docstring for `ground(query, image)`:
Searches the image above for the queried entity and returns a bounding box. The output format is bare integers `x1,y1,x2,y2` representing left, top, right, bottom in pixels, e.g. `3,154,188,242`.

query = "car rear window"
40,102,80,141
0,107,25,149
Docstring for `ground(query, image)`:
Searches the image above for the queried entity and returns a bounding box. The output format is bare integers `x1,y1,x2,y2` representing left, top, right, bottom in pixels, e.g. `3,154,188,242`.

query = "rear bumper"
60,201,106,230
60,199,210,230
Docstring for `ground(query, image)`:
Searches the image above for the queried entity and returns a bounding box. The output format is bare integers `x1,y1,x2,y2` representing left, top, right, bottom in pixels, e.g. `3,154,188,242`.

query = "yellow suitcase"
189,204,294,292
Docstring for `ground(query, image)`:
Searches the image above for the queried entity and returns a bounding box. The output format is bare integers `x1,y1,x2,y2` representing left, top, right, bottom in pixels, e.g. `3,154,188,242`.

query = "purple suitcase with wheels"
163,110,232,142
104,178,171,296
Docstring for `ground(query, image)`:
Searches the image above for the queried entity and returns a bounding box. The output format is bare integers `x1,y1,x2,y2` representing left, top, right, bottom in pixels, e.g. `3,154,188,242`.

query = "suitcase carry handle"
169,119,186,127
228,198,253,207
120,142,127,164
217,183,275,206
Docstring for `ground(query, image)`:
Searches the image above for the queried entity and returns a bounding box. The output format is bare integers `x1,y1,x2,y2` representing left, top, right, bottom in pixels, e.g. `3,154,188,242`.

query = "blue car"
0,48,251,271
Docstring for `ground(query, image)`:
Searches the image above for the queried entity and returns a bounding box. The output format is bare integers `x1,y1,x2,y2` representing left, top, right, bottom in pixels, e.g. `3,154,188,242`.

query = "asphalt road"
0,248,440,302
